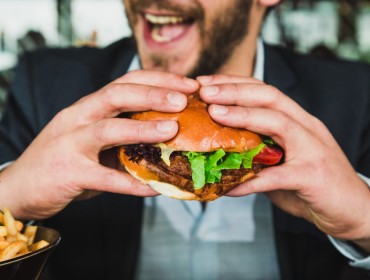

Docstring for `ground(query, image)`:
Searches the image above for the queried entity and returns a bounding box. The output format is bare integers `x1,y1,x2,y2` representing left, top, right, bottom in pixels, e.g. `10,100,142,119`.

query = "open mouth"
143,12,196,44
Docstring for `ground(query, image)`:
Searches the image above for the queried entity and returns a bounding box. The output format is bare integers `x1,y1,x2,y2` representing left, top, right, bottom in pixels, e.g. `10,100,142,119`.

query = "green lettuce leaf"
186,152,206,190
205,149,225,183
263,137,274,145
184,142,266,190
240,143,266,169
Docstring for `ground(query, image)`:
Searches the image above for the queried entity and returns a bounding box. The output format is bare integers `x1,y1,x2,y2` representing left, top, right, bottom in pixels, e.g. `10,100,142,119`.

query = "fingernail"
167,92,186,107
211,105,229,115
184,77,199,88
157,120,176,133
202,85,219,96
197,75,213,84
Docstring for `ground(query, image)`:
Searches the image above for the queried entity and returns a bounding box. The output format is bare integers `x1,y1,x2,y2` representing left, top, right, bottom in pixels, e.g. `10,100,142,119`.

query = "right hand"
0,70,199,220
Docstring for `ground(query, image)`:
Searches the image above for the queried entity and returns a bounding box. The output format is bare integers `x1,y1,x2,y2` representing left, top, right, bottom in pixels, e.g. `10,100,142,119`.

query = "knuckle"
102,83,120,106
93,120,110,143
53,108,69,123
308,116,333,140
144,86,162,108
145,86,156,100
311,116,326,130
53,107,79,129
274,112,291,133
136,121,149,138
231,83,243,102
265,85,280,106
240,107,251,120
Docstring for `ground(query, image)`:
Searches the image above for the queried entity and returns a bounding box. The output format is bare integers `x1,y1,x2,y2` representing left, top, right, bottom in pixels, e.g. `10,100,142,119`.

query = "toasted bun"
131,94,262,152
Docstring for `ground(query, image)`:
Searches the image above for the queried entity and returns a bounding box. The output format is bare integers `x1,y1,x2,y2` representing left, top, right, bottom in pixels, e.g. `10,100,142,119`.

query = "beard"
125,0,253,78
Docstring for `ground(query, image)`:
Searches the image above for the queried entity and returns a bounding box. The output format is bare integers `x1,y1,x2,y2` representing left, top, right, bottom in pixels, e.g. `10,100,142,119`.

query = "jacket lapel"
264,44,309,109
110,38,137,81
100,38,144,279
264,44,317,279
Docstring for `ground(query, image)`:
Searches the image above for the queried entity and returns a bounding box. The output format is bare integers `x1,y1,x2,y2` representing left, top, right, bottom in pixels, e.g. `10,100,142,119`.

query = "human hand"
197,74,370,249
0,70,199,220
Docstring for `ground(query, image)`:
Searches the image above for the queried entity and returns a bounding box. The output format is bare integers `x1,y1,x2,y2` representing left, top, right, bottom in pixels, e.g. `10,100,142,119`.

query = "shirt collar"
253,38,265,81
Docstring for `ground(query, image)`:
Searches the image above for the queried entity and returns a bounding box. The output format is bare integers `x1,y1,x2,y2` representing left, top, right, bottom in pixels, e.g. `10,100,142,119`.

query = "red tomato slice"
253,146,283,165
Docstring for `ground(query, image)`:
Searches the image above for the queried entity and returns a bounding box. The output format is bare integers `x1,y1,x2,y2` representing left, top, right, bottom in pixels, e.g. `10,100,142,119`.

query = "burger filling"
123,142,270,190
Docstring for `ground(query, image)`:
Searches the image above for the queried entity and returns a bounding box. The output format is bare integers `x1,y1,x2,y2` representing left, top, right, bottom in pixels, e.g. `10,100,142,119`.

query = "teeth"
145,13,186,25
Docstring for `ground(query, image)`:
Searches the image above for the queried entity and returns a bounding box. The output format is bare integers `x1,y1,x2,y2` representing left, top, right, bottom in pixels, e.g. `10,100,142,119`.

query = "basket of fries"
0,208,61,280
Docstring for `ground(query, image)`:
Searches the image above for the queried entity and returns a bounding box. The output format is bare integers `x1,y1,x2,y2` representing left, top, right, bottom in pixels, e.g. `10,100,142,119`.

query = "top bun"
131,94,262,152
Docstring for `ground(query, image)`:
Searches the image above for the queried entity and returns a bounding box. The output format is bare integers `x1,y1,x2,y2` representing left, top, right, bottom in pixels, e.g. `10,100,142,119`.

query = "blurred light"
71,0,131,47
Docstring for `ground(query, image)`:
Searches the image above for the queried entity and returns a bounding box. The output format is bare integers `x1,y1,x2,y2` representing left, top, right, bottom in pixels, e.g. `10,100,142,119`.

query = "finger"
226,165,301,197
61,85,188,126
77,118,179,153
197,74,264,86
208,104,310,148
82,164,159,196
116,70,199,93
200,83,316,131
203,83,336,151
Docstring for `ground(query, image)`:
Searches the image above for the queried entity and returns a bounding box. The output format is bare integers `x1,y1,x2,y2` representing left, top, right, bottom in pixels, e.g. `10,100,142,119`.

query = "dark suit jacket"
1,38,370,279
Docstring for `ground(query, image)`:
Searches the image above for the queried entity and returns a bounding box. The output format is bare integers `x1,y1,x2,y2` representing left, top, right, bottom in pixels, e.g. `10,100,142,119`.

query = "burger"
118,94,283,201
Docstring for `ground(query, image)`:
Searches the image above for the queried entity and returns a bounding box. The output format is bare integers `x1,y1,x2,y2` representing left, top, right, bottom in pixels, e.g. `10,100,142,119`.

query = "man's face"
124,0,253,77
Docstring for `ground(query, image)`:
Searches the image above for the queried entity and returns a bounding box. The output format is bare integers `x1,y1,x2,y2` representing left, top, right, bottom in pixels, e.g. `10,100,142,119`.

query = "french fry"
0,240,9,250
6,235,17,243
17,246,30,257
4,208,17,236
15,221,23,232
31,240,49,251
0,241,26,261
24,225,37,245
0,208,50,263
17,233,28,243
0,226,7,237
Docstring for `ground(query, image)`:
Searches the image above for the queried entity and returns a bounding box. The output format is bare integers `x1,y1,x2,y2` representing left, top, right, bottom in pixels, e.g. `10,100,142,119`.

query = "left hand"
197,74,370,249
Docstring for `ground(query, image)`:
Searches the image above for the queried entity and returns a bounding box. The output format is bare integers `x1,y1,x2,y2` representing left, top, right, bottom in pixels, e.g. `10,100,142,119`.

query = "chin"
138,48,200,76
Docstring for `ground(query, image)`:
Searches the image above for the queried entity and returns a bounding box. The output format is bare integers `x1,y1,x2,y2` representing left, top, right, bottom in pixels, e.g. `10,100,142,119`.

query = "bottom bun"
125,166,199,200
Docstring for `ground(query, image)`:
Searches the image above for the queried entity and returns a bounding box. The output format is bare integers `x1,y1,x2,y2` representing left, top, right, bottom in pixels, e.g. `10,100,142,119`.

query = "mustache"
128,0,204,20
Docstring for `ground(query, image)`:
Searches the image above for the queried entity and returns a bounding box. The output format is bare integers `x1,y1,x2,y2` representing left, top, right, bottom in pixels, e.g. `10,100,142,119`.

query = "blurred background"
0,0,370,114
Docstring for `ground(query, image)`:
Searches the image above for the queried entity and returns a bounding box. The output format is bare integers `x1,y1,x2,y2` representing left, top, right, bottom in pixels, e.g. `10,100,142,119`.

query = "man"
1,0,370,279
